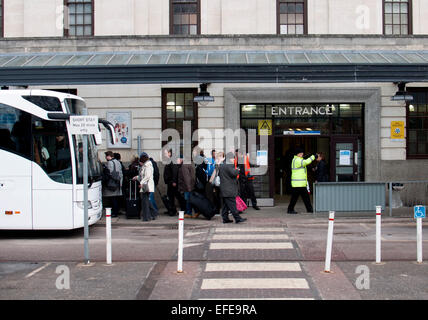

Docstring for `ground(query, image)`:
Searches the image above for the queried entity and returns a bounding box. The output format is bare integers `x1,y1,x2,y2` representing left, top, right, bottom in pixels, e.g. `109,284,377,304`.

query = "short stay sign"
69,115,99,135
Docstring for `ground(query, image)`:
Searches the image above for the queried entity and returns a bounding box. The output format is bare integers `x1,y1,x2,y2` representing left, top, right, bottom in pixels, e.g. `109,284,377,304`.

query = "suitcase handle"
129,180,138,200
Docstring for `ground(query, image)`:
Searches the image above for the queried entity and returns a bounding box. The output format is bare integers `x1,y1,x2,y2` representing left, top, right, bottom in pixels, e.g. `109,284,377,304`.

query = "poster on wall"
107,111,132,149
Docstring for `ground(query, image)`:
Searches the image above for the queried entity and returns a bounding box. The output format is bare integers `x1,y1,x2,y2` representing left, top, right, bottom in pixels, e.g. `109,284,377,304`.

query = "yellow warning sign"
391,121,405,139
258,120,272,136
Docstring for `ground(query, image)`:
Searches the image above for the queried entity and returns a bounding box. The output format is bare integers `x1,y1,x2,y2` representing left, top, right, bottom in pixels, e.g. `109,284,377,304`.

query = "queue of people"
101,147,322,221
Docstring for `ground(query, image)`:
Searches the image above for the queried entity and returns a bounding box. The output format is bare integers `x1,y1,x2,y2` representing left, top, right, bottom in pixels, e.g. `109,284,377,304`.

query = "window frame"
63,0,94,37
383,0,413,35
0,0,4,38
169,0,201,35
276,0,308,35
406,88,428,159
161,88,198,147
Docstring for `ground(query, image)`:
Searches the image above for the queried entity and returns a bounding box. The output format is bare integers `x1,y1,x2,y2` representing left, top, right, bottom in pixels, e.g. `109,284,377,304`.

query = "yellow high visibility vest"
291,155,315,188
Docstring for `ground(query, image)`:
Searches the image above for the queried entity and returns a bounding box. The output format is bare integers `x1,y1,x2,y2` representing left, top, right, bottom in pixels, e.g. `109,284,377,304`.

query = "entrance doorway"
275,136,330,197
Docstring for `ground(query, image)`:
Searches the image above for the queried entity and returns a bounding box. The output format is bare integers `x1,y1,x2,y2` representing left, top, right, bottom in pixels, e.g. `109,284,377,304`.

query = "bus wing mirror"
94,124,103,146
99,119,116,145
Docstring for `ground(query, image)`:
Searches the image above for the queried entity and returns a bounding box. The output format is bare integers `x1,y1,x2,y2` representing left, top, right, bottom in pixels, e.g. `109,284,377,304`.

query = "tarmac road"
0,205,427,300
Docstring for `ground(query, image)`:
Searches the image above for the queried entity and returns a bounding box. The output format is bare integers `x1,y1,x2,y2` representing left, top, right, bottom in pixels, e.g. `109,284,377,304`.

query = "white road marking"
209,242,293,250
24,263,51,279
213,234,289,240
205,262,301,272
201,278,310,290
215,227,285,233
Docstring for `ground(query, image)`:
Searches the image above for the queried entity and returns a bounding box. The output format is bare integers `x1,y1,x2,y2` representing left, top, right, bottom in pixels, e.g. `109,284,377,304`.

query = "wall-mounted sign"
107,111,132,149
390,121,405,140
258,120,272,136
283,130,321,136
272,106,333,117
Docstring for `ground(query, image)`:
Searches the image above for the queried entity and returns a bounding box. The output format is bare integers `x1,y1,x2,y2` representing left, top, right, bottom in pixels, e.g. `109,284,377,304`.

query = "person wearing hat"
287,147,317,214
133,152,158,221
103,151,123,217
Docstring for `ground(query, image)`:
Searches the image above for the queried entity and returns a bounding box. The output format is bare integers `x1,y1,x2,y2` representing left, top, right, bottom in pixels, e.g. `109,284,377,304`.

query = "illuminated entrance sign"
272,106,333,116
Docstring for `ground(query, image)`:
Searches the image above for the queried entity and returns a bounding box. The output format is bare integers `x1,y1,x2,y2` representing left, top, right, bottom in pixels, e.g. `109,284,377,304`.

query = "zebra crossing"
195,225,318,300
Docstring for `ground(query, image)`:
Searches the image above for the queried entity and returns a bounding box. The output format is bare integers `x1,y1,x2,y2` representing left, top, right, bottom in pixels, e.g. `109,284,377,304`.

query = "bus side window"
0,104,32,159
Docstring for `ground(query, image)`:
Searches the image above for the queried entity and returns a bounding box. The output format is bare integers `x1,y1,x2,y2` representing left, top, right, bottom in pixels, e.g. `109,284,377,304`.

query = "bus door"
31,118,74,229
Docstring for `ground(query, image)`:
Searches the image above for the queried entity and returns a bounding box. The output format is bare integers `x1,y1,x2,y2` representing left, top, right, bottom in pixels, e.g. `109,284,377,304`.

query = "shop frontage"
225,87,381,206
241,102,364,199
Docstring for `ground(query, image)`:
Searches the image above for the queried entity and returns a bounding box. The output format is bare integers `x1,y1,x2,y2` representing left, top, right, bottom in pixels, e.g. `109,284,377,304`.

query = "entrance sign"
339,150,351,165
69,115,99,135
390,121,405,140
414,206,426,219
272,106,333,117
258,120,272,136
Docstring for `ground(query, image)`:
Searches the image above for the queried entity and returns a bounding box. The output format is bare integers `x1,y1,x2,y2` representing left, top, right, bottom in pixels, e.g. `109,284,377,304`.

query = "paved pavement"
0,203,427,301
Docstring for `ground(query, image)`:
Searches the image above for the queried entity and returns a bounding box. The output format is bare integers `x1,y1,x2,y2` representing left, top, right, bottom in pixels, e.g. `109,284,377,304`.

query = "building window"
0,0,3,37
64,0,94,36
170,0,200,35
407,89,428,158
383,0,412,35
277,0,307,35
162,89,198,153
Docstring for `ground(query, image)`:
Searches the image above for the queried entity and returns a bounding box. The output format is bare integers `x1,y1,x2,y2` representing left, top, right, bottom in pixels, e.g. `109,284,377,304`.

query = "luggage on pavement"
158,189,176,216
126,180,140,219
189,191,216,220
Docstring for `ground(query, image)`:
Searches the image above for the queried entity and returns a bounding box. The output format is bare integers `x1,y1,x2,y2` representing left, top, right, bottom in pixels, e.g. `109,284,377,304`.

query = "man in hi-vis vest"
287,148,317,214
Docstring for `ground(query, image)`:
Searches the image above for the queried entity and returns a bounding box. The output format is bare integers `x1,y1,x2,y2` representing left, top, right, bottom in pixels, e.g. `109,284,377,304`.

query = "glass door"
331,137,359,182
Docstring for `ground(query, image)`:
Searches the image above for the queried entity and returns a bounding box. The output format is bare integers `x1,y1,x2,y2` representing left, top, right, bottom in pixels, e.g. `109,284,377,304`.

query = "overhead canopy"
0,50,427,85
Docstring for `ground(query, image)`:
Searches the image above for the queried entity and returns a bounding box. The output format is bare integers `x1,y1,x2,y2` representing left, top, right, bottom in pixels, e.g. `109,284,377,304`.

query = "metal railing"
386,180,428,217
314,180,428,216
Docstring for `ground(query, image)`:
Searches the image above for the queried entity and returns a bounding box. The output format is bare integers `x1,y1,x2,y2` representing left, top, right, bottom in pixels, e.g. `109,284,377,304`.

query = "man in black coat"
218,152,247,224
163,149,184,216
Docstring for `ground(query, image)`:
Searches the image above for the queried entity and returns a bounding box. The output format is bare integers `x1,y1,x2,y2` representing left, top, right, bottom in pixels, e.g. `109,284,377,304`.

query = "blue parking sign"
414,206,426,219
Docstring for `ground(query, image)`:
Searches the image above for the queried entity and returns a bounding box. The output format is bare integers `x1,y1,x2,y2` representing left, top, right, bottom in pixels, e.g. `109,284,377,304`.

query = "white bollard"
324,211,335,273
376,205,382,264
106,208,112,265
177,211,184,273
417,217,423,264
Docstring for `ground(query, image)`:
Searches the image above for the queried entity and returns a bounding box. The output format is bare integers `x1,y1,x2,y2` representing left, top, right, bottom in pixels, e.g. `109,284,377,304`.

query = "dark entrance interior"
274,136,330,196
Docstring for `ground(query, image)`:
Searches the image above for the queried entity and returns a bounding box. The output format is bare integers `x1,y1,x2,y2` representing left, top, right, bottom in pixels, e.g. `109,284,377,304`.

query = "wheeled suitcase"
157,189,176,216
189,191,216,220
126,180,140,219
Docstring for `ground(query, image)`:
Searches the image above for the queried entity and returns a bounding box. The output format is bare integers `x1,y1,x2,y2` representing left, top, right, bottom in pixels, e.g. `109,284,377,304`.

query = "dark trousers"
221,197,241,221
167,184,185,214
105,196,120,216
287,187,313,212
141,192,157,221
206,184,221,214
240,179,257,207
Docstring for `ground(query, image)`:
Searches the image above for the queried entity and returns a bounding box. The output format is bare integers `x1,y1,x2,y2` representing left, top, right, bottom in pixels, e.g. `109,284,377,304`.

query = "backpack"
106,160,121,191
150,158,160,186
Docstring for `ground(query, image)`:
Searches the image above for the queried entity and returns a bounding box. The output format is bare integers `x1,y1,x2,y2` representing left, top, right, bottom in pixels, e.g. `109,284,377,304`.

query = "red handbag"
236,196,248,212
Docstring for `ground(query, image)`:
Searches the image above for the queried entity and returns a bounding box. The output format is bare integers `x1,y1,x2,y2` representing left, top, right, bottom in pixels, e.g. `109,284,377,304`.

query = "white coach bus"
0,90,114,230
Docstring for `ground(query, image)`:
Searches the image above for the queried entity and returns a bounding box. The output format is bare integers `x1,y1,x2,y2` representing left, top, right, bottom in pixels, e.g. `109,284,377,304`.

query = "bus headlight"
76,201,93,209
